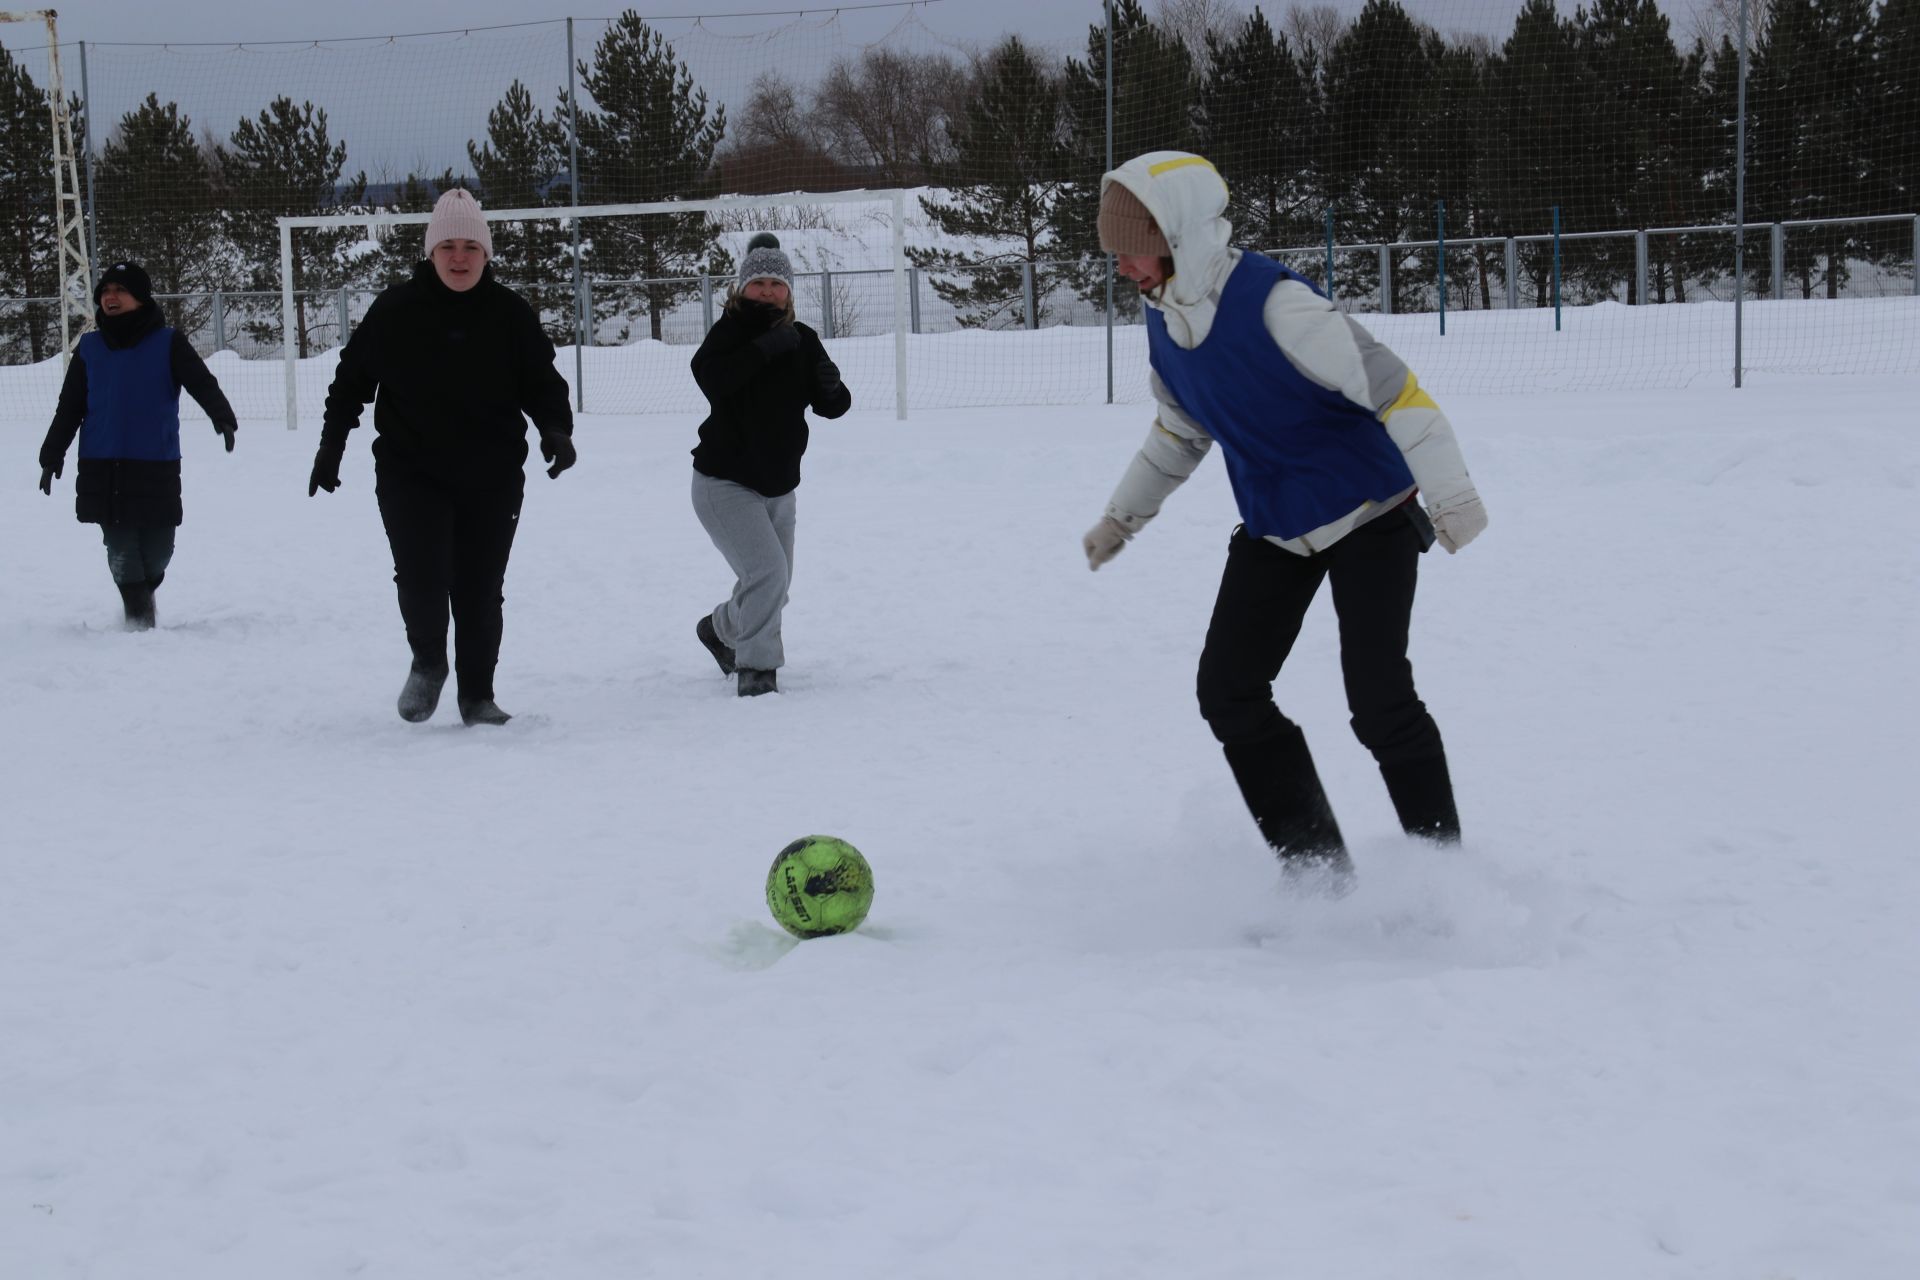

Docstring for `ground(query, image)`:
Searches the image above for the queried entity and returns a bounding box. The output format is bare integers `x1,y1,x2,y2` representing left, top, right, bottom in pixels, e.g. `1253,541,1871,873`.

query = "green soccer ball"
766,836,874,939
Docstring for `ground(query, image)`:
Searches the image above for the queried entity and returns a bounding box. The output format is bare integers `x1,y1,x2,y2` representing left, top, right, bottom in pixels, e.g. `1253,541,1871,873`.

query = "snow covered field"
3,329,1917,1277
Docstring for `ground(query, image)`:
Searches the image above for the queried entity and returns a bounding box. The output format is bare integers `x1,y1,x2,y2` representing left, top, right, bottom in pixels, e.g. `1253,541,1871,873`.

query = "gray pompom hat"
737,231,794,290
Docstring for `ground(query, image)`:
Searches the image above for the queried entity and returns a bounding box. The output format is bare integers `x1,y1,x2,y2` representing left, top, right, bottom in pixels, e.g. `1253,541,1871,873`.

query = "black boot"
1380,754,1462,845
457,695,512,727
397,661,449,723
1223,727,1351,873
117,582,156,631
737,668,778,697
697,614,736,675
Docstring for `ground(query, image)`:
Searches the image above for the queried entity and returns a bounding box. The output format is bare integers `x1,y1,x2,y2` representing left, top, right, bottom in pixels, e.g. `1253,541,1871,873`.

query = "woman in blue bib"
1081,151,1488,886
38,260,239,629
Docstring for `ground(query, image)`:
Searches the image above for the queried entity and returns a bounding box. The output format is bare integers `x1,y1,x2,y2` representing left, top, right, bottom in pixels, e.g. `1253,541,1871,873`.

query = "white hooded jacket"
1098,151,1486,556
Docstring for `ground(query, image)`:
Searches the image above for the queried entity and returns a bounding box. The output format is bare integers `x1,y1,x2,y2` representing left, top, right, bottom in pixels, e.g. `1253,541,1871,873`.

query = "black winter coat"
690,301,851,498
39,303,238,528
320,261,572,483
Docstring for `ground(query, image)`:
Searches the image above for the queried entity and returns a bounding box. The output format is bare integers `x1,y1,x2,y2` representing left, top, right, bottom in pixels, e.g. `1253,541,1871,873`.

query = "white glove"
1429,493,1487,554
1083,516,1131,571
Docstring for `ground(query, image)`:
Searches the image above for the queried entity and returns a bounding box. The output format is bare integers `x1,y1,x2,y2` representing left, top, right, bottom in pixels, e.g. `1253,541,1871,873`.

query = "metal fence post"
1436,202,1447,335
701,273,713,331
337,287,350,345
1324,208,1336,296
1504,238,1517,309
1771,222,1784,298
1914,216,1919,297
821,269,835,340
1635,231,1648,305
212,290,226,351
1378,244,1392,314
1552,206,1563,332
908,266,921,335
1022,260,1037,330
580,276,593,347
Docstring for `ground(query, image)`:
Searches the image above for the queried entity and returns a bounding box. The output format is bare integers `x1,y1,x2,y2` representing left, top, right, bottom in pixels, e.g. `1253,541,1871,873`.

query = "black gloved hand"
38,461,60,495
815,358,842,395
753,322,800,360
308,446,343,497
539,430,576,479
216,422,237,453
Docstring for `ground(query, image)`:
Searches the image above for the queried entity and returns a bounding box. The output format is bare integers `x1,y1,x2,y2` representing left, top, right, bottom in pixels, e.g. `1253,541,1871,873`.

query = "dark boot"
697,614,736,675
737,668,778,697
117,582,156,631
1380,755,1462,845
397,661,450,723
1223,727,1351,872
457,695,512,727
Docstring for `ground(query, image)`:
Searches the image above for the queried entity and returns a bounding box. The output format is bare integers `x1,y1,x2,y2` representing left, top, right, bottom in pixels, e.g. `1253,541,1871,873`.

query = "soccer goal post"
277,188,911,429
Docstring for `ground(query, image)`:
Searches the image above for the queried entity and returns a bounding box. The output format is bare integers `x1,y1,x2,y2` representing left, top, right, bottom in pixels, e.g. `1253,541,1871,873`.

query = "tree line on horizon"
2,0,1914,360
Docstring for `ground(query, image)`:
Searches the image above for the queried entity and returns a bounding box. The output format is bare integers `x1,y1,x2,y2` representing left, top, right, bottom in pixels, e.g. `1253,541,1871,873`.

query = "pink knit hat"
425,188,492,258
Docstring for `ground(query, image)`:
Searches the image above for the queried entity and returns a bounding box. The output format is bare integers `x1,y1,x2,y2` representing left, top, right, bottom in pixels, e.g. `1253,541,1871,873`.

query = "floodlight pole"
4,9,93,364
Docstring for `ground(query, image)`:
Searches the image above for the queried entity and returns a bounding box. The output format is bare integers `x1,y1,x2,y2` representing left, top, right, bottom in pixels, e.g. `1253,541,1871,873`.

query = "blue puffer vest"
1147,252,1413,541
76,325,181,461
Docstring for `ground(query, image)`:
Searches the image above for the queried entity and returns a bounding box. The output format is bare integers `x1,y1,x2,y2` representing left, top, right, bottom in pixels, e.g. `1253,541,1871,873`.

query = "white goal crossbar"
277,188,911,427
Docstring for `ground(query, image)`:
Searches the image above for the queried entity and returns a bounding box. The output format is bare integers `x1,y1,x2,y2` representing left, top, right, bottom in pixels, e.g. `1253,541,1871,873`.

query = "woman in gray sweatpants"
689,233,852,696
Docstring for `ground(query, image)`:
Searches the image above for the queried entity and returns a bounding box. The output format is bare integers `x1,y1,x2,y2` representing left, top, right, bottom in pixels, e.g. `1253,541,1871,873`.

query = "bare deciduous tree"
733,70,818,151
1154,0,1247,76
1285,2,1347,66
812,48,968,183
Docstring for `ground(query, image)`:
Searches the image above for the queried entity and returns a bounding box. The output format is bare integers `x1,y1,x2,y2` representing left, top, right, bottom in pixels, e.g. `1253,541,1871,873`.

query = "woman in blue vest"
38,261,239,630
1080,152,1488,886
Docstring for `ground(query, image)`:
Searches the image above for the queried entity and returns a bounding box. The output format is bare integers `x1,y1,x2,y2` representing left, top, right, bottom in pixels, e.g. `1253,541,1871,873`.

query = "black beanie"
95,261,154,307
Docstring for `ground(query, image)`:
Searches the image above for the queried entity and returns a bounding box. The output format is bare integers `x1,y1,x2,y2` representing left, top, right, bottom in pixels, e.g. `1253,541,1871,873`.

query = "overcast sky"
5,0,1092,55
4,0,1718,180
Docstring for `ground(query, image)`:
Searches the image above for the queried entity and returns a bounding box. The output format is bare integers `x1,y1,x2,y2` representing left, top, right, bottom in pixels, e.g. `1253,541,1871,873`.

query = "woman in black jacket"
690,233,851,696
308,189,576,727
38,260,239,630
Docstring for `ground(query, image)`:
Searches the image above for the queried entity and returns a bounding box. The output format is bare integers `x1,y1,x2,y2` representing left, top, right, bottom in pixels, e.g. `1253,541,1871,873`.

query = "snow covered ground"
3,330,1917,1277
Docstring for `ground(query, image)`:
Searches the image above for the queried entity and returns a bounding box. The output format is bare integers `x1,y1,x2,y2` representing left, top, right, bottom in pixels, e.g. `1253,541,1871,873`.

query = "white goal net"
277,189,910,429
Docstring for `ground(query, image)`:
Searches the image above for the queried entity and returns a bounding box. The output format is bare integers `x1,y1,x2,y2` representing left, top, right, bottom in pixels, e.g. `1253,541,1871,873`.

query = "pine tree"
1483,0,1594,304
1575,0,1710,302
94,94,227,338
216,97,368,357
1880,0,1920,216
1197,7,1321,256
573,11,728,342
1411,38,1493,310
1319,0,1441,309
0,47,57,362
1750,0,1878,296
1060,0,1199,313
469,79,571,342
909,37,1070,328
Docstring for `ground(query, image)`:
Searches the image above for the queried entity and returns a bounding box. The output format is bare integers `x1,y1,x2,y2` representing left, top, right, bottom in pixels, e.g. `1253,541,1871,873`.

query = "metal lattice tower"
3,9,92,364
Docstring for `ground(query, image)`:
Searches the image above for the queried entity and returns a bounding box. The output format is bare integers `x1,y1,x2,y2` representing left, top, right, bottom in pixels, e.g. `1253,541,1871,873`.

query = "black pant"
100,523,176,587
1196,506,1443,767
375,464,524,700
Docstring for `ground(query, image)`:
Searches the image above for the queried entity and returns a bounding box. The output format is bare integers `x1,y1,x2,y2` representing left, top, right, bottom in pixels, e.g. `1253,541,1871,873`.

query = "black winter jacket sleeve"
172,332,238,432
41,353,89,469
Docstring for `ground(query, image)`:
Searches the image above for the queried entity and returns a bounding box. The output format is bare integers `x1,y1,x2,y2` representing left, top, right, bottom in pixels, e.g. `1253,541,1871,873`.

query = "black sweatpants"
1196,505,1444,767
375,463,524,700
